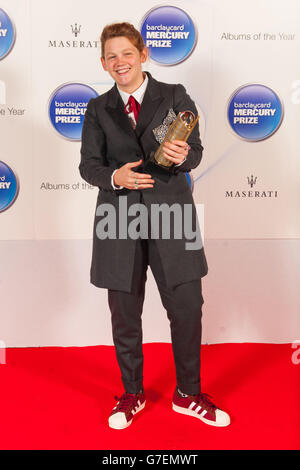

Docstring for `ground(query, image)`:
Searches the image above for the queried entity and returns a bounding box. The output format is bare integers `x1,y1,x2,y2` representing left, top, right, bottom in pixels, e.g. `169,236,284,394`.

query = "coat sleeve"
170,83,204,175
79,98,115,191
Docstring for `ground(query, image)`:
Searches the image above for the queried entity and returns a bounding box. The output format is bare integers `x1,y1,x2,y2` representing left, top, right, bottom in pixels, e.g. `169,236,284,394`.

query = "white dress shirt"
111,73,186,190
118,72,149,126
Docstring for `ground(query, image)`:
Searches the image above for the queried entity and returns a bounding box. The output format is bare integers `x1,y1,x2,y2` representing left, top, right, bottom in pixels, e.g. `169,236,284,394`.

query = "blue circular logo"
48,83,98,141
0,161,19,212
140,6,197,66
0,8,16,60
227,84,283,141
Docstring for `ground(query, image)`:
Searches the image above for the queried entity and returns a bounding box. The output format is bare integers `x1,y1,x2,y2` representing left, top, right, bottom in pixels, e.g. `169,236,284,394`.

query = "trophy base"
149,151,173,170
144,159,172,183
154,159,173,169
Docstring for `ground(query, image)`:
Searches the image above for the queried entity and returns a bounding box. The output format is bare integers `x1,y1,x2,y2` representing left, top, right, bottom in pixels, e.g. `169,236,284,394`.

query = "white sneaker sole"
172,403,230,427
109,401,146,430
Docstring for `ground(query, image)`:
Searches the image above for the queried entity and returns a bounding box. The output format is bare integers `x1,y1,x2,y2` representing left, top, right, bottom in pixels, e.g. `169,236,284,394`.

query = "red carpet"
0,343,299,450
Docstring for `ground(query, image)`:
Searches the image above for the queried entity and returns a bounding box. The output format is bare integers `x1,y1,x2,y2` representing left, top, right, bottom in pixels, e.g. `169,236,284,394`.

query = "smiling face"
101,36,147,93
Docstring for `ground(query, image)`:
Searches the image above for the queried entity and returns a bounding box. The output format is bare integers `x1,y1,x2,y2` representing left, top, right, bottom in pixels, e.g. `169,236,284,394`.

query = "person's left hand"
162,140,190,165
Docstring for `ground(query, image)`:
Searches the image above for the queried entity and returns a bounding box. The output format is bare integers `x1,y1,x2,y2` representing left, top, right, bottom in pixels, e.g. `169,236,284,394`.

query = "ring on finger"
134,179,138,189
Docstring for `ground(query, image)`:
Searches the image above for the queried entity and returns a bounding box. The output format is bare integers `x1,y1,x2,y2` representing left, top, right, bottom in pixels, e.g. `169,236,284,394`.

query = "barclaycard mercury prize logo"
0,161,19,212
48,23,99,48
48,83,98,141
140,5,197,65
0,8,16,60
227,84,284,141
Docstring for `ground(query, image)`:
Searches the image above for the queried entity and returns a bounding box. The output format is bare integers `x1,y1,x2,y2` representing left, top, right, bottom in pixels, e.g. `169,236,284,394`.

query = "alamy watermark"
95,196,204,250
291,341,300,365
0,340,6,364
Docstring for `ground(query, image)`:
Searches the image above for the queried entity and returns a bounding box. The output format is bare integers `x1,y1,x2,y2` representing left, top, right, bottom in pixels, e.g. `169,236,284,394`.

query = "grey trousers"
107,233,204,395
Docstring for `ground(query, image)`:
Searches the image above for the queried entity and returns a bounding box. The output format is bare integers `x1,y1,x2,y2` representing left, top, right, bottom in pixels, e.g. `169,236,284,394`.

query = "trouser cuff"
176,381,201,395
122,376,144,394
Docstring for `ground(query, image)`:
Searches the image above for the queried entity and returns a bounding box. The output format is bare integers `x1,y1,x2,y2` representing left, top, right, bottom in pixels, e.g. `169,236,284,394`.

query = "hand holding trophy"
151,110,199,169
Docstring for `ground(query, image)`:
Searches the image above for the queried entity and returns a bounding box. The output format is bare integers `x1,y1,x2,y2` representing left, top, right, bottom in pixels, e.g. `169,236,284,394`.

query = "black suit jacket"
79,72,208,292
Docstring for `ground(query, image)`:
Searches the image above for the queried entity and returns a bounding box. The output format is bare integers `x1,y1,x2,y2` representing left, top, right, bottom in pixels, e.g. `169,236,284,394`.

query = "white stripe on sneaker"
195,405,202,413
200,409,207,417
188,401,196,410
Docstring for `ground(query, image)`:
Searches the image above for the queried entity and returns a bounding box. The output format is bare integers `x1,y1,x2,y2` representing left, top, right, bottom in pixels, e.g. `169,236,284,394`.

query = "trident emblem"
247,175,257,188
71,23,81,37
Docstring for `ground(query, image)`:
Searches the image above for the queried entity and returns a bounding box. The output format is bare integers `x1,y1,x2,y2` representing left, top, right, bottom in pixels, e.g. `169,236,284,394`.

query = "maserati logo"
225,175,278,198
247,175,257,188
48,23,98,48
71,23,81,37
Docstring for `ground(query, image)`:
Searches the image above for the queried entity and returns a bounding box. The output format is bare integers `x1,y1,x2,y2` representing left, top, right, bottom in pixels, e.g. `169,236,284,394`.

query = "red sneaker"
172,388,230,427
108,391,146,429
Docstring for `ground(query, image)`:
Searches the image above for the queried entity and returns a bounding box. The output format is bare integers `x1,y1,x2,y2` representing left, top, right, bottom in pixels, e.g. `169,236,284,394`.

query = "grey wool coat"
79,71,208,292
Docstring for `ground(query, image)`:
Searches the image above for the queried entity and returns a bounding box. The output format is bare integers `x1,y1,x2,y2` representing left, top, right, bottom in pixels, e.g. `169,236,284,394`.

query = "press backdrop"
0,0,299,346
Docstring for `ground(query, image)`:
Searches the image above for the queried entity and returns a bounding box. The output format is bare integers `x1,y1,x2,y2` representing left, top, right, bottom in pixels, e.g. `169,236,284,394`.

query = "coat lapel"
135,72,164,139
104,72,165,142
105,85,137,140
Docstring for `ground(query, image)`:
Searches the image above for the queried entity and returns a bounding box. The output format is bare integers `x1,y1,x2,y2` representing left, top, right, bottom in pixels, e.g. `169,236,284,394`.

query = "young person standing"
79,22,230,429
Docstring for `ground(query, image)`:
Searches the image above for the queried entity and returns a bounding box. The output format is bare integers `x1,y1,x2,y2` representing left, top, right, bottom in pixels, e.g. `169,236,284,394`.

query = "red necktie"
124,95,140,127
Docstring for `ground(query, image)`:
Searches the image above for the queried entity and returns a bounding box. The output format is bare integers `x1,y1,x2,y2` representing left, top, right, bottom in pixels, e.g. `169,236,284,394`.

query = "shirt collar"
117,72,148,106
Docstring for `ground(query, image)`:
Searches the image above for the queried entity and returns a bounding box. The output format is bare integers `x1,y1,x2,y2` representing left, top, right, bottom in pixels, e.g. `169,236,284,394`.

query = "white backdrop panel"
0,0,299,346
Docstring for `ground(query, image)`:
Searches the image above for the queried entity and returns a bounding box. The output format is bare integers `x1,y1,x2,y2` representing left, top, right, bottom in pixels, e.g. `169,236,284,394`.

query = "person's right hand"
113,159,155,190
